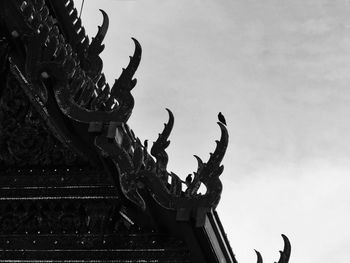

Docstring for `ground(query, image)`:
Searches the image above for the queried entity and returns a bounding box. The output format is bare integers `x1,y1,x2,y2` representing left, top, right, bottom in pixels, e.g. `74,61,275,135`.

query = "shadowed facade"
0,0,290,262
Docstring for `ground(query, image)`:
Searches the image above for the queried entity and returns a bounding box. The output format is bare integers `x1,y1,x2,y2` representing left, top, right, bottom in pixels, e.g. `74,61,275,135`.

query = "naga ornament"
0,0,291,262
255,235,291,263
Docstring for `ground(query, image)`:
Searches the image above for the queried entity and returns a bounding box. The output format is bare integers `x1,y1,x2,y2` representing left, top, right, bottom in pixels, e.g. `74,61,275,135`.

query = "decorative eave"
0,0,291,262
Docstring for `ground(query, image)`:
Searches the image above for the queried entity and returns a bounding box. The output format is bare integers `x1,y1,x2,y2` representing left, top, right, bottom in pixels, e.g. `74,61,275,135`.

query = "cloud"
80,1,350,262
219,160,350,263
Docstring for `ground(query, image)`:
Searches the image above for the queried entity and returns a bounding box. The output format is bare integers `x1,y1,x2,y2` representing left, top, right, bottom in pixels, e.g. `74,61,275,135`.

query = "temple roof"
0,0,290,262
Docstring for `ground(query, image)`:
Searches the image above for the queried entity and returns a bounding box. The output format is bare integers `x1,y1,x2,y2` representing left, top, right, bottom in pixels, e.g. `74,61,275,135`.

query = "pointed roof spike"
131,37,142,53
197,121,228,180
86,9,109,57
111,38,142,94
193,155,203,166
209,122,229,163
276,234,291,263
193,155,204,175
97,9,109,41
165,108,173,115
150,109,174,164
164,108,175,137
255,250,263,263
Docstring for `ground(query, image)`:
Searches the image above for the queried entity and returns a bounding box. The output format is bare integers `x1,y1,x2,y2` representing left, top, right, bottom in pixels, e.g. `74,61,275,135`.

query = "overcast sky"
76,0,350,262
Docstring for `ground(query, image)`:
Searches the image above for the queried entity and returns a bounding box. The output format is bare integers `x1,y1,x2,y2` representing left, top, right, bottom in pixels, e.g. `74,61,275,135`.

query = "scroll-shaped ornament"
255,234,291,263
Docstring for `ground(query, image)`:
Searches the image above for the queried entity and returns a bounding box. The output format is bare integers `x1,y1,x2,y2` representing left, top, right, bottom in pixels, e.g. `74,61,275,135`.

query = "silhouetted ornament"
218,111,227,125
0,0,291,262
255,235,291,263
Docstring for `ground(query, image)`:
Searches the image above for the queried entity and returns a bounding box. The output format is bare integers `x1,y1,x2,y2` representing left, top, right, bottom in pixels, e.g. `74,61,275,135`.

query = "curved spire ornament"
0,1,292,262
255,235,291,263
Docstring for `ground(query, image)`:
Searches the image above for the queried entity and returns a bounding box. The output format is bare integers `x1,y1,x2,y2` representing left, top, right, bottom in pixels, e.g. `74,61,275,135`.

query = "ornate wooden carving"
0,0,291,262
0,74,87,167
